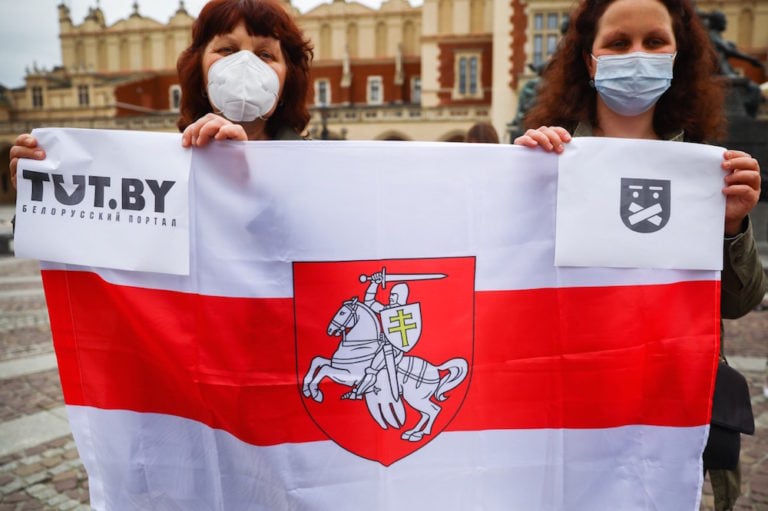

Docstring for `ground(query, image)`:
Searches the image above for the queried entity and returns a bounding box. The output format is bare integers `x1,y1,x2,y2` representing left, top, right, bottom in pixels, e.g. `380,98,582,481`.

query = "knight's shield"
293,256,475,466
381,303,422,353
620,178,671,233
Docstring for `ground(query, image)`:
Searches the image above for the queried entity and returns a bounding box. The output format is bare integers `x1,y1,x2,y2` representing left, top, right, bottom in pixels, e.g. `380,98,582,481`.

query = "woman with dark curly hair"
515,0,762,242
9,0,313,183
523,0,727,142
515,0,765,508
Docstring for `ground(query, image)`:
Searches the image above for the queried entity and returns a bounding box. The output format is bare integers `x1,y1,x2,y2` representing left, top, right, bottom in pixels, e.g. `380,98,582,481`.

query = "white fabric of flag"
15,129,722,511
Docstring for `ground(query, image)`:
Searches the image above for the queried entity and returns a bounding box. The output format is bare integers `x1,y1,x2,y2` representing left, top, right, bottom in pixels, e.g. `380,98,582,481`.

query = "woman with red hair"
10,0,314,183
178,0,313,145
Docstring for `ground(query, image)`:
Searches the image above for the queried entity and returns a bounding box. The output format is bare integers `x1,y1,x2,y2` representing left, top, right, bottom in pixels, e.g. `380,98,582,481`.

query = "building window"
402,21,416,55
470,0,485,33
547,34,558,57
315,79,330,106
375,22,387,57
320,24,332,59
533,35,543,67
531,11,568,67
77,85,90,106
31,86,44,109
411,76,421,104
737,8,754,47
455,52,482,98
367,76,383,105
547,13,559,30
169,85,182,112
347,23,359,58
438,0,453,34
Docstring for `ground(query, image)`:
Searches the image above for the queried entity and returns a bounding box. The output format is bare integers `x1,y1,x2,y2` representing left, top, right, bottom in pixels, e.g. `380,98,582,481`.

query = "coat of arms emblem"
294,257,474,465
620,178,671,233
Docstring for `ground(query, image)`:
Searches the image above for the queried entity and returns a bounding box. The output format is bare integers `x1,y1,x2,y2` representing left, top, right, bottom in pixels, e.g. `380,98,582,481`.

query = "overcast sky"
0,0,421,89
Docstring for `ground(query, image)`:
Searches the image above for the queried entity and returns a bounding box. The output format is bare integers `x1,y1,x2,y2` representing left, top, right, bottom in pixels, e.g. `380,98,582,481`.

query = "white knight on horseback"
301,266,468,442
346,270,410,400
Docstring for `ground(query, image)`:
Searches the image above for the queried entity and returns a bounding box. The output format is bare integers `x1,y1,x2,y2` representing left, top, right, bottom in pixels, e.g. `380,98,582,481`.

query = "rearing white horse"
302,297,382,403
302,297,468,442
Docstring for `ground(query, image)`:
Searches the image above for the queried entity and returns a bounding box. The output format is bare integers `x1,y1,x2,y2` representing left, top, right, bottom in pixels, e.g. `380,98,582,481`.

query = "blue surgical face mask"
591,52,675,116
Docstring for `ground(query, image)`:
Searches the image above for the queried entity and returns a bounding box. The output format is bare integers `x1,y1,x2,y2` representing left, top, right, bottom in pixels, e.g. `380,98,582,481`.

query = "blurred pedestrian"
465,122,500,144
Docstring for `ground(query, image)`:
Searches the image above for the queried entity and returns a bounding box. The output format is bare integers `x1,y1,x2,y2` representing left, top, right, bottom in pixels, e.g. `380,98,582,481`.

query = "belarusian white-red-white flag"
19,129,721,510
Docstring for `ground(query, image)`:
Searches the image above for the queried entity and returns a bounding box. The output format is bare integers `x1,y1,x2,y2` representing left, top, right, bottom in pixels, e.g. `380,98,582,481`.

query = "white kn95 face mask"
207,50,280,122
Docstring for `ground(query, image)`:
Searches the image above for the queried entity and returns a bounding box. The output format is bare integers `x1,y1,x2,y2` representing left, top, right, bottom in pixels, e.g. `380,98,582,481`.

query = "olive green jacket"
722,217,766,320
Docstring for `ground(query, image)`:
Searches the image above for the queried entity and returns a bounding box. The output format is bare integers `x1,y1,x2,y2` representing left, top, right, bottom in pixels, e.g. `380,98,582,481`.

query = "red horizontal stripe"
42,270,718,448
458,284,719,430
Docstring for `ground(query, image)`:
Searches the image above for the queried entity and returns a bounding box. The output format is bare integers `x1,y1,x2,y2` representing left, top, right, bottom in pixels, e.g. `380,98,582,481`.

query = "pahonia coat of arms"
293,258,475,465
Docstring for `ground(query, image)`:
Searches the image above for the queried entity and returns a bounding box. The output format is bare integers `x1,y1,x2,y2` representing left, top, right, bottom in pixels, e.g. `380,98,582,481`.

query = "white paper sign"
14,130,727,274
14,128,191,275
555,137,726,270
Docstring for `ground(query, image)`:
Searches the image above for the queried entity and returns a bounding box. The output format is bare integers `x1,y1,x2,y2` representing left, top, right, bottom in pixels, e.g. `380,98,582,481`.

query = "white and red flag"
18,129,723,510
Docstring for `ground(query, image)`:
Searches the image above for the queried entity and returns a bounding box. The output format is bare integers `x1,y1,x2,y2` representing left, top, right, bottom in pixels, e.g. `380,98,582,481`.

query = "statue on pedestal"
700,9,765,118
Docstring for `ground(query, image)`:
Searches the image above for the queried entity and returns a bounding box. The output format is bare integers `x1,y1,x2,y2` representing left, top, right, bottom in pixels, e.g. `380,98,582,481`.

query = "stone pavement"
0,255,90,510
0,203,766,510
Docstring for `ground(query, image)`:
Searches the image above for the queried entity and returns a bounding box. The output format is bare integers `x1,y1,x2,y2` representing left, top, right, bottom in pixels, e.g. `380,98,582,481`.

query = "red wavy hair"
176,0,313,138
524,0,726,142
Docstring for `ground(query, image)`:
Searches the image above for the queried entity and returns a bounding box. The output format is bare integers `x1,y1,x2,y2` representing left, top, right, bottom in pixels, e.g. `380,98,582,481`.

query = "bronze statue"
704,10,763,75
509,19,569,139
700,9,765,117
510,63,544,132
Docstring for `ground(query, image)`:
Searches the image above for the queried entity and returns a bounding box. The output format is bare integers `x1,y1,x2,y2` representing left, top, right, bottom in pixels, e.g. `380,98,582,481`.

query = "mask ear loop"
202,87,224,116
257,94,281,121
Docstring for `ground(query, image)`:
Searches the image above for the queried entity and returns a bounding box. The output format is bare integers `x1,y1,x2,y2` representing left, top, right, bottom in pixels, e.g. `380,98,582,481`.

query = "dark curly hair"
176,0,314,138
524,0,726,142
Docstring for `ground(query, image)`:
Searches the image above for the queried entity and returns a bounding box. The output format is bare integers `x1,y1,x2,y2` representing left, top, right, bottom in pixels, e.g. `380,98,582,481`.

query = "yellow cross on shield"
380,303,422,353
